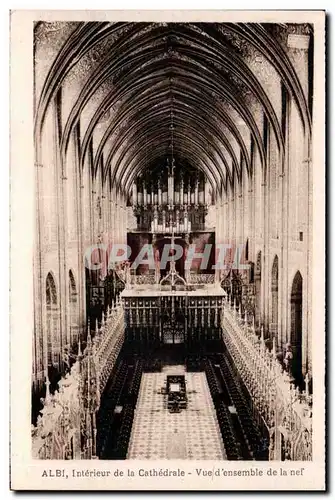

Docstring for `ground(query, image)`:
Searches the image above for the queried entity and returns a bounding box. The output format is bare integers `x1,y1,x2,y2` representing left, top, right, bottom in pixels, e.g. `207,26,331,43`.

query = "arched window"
290,271,303,384
271,256,279,338
69,270,78,347
46,272,60,369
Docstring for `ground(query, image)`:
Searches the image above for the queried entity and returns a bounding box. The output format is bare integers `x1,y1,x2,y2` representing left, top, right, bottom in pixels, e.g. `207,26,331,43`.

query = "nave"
31,20,316,463
96,343,269,461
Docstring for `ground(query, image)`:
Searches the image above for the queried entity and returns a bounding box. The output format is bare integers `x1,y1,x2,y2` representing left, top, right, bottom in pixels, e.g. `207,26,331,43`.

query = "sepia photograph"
10,9,326,491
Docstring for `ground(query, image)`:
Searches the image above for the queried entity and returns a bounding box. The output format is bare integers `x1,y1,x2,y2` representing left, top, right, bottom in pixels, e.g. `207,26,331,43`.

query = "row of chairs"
204,359,242,460
112,404,134,459
216,401,243,460
103,361,129,409
99,358,145,459
218,354,264,459
128,360,143,405
204,359,221,399
111,359,145,458
97,361,129,456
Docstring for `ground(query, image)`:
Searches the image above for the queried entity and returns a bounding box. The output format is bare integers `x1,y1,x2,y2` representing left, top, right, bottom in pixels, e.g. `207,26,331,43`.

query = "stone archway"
290,271,303,385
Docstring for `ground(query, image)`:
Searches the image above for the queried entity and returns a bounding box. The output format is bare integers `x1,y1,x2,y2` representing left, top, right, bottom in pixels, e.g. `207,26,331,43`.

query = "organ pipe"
143,182,147,207
132,163,211,235
132,182,137,207
168,165,175,206
195,179,199,206
158,180,162,205
180,178,184,207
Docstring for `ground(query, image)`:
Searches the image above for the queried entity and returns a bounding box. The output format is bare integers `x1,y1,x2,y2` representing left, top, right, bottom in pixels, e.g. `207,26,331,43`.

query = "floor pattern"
127,365,226,460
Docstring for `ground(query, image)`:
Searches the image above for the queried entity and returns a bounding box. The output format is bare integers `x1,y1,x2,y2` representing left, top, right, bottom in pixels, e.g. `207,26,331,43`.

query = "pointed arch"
69,269,76,293
45,272,60,369
46,271,57,306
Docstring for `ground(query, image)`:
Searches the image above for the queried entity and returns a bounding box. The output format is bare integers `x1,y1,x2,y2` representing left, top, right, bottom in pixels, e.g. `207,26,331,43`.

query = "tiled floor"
127,366,226,460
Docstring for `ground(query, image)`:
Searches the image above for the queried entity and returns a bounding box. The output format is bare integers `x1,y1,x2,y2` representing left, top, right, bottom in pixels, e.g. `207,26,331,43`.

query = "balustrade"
221,298,312,461
32,301,125,460
93,302,125,395
32,294,312,462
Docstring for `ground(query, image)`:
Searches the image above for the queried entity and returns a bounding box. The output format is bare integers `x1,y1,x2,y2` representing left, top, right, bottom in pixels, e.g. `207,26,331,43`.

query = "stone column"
72,127,86,338
261,177,267,330
34,160,45,387
53,95,68,373
220,198,224,244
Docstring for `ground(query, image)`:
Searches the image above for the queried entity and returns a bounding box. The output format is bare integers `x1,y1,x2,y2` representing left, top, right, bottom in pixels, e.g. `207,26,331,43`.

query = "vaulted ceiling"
34,21,312,197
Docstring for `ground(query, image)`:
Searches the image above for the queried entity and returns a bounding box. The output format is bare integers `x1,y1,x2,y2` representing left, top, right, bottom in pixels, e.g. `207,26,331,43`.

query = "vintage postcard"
10,9,326,491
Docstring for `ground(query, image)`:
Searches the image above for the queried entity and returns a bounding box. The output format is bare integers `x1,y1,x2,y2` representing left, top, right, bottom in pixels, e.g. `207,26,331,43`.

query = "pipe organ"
131,160,210,233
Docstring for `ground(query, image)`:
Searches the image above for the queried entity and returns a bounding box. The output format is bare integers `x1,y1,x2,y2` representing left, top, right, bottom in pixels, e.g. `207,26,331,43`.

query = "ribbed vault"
34,21,312,199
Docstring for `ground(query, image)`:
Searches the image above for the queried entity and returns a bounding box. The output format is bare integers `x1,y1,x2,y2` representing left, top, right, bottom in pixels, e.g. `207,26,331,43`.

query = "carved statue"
283,343,293,376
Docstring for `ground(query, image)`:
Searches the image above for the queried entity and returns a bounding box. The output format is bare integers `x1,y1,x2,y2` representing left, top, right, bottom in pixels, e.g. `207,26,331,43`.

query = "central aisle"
127,365,226,460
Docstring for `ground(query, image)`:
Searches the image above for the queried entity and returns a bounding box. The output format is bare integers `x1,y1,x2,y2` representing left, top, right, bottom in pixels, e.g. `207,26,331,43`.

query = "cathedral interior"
32,21,313,461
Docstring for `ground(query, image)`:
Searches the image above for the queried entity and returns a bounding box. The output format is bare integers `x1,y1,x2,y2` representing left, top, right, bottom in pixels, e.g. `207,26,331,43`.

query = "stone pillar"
261,178,267,329
72,127,86,337
220,198,224,244
238,182,243,247
248,176,253,255
53,96,68,373
224,200,228,242
277,168,285,350
305,138,313,377
111,191,116,244
231,185,236,254
115,191,120,243
287,34,310,103
34,161,45,387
